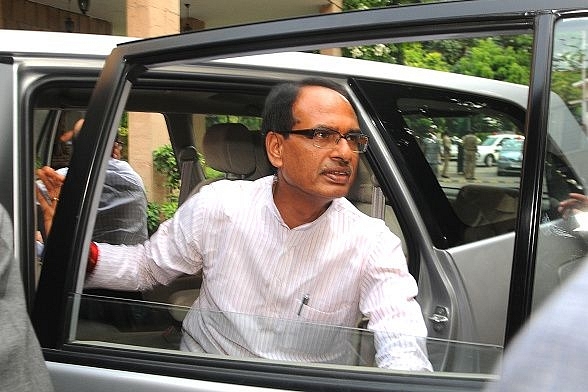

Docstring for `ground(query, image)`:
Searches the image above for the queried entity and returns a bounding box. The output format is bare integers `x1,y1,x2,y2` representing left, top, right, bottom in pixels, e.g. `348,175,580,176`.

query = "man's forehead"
298,84,347,100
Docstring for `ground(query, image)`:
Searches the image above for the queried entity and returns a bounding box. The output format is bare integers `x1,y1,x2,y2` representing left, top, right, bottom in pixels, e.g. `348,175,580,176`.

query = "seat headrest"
454,184,519,227
203,123,256,177
249,132,274,180
347,158,373,203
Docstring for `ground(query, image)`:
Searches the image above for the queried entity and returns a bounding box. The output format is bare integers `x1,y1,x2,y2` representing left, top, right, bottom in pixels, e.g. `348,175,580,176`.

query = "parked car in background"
476,134,524,167
2,1,588,391
496,139,525,176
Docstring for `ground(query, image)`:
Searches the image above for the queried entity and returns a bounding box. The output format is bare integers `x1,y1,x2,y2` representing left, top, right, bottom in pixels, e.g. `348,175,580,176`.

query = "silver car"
496,139,525,176
2,1,588,391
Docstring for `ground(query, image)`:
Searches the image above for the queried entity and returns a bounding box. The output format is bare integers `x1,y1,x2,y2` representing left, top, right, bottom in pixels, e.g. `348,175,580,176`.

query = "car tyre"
484,154,495,167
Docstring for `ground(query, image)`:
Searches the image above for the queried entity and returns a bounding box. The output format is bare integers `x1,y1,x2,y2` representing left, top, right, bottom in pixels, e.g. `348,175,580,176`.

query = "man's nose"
333,136,355,157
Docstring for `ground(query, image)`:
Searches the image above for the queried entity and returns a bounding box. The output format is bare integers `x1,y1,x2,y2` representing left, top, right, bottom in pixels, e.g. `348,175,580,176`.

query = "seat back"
347,159,406,254
453,184,519,242
188,122,259,197
152,123,273,318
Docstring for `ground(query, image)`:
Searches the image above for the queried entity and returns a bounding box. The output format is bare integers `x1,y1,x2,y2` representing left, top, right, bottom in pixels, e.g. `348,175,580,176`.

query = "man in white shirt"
38,78,432,371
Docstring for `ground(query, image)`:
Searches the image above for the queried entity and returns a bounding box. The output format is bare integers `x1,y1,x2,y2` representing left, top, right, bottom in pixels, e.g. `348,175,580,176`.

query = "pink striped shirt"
87,176,432,371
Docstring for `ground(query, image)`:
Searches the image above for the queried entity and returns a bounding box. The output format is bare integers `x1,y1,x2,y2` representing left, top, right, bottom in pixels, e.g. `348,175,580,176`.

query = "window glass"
533,17,588,310
355,72,526,247
71,292,502,373
70,99,428,371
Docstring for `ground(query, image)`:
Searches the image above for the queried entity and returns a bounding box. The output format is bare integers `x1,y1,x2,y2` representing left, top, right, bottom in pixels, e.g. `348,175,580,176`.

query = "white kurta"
86,176,432,371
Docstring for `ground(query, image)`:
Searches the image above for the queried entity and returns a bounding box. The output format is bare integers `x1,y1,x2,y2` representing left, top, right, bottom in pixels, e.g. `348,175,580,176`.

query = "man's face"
269,85,361,203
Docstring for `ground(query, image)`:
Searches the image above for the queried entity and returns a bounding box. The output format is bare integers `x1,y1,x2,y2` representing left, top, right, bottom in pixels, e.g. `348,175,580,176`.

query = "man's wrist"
87,242,98,275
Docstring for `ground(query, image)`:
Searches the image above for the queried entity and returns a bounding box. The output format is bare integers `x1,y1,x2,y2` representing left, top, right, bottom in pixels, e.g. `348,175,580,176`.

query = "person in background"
440,131,452,179
456,138,464,175
0,203,54,392
37,120,148,329
39,120,148,246
423,129,441,177
38,78,433,371
462,131,479,180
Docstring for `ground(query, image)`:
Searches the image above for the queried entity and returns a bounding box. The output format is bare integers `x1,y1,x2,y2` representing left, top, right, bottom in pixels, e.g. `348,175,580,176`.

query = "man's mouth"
321,168,352,184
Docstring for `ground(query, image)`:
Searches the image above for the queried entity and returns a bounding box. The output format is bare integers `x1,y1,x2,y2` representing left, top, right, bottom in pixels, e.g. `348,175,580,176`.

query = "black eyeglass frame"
272,128,369,153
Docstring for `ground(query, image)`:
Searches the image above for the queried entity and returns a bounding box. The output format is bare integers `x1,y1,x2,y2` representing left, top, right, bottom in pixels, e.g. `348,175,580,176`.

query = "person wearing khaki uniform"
462,132,478,180
440,132,452,178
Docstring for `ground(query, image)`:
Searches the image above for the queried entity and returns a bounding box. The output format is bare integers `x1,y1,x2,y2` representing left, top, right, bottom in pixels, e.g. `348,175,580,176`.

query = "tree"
453,37,531,84
342,1,533,84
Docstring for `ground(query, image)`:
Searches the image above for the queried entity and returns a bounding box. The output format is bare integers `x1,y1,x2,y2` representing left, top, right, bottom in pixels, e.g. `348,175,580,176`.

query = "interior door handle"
428,306,449,332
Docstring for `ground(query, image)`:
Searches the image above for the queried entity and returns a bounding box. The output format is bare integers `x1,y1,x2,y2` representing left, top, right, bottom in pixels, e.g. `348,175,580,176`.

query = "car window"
501,139,523,151
353,70,526,248
532,16,588,311
481,137,498,146
69,96,434,369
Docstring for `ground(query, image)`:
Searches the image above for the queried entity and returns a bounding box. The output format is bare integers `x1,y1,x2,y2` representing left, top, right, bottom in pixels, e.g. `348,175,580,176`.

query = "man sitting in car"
37,78,433,371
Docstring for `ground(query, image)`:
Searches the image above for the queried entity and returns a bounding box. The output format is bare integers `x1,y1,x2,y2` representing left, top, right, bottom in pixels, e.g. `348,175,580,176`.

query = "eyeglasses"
273,127,369,153
114,140,124,147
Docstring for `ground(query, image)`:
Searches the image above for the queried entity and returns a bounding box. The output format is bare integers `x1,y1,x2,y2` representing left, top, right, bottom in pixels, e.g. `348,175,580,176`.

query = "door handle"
428,306,449,332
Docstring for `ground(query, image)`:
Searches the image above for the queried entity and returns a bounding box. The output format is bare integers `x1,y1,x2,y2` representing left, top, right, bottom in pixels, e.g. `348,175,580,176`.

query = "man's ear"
265,132,283,169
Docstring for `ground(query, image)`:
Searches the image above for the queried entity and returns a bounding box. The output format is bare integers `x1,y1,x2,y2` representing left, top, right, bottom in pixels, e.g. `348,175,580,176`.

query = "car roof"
214,52,531,109
0,30,136,57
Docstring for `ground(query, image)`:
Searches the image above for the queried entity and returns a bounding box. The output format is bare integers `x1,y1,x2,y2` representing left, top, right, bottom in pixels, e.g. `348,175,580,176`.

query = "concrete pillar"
126,0,180,202
126,0,180,38
320,0,342,57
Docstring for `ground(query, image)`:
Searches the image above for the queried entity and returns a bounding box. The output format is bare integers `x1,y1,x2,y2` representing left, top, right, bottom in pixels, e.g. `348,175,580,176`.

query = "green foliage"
117,113,129,160
153,144,180,193
453,38,530,84
205,115,262,131
402,42,450,71
552,70,583,121
148,141,223,233
149,144,180,233
146,202,162,235
343,1,534,85
147,200,178,235
343,0,437,10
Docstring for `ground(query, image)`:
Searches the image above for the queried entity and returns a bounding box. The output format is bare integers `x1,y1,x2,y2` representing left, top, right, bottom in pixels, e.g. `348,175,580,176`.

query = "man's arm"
360,230,433,371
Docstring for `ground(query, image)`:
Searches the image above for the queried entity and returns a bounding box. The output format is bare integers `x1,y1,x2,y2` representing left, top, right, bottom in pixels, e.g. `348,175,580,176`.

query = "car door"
30,1,587,391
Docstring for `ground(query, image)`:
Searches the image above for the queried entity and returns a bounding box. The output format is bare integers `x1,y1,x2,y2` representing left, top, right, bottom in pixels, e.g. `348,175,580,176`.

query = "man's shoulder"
197,176,272,204
333,198,388,229
106,159,143,183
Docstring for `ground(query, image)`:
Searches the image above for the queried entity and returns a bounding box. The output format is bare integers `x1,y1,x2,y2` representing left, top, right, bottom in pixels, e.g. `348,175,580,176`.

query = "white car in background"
476,134,525,166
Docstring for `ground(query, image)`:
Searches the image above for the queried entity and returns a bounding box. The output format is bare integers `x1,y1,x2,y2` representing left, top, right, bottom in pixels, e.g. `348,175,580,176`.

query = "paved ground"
437,161,520,189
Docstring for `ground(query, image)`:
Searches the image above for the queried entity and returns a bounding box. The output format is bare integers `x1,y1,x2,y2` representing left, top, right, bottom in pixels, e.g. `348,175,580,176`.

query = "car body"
2,1,588,391
476,134,524,167
496,139,525,176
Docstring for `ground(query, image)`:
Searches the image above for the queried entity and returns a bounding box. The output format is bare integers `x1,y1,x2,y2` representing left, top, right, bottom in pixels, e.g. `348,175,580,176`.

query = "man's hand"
558,193,588,220
36,166,65,235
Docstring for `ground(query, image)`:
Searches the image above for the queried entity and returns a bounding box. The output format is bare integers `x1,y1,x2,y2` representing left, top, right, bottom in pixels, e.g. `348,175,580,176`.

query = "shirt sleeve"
359,228,433,371
85,183,213,291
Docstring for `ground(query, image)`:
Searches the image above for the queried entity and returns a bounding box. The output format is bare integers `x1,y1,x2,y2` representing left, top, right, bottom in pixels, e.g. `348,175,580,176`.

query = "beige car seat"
155,122,273,321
